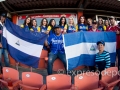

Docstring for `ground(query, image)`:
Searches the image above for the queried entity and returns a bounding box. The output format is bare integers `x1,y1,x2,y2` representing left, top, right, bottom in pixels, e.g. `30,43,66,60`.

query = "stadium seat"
100,67,120,90
74,72,103,90
19,72,43,90
0,67,20,90
38,50,48,69
41,74,73,90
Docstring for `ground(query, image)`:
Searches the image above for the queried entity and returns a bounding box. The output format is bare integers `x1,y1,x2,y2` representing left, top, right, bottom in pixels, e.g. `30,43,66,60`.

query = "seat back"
40,50,48,58
22,72,43,88
74,72,99,90
3,67,19,82
46,74,71,89
101,67,118,83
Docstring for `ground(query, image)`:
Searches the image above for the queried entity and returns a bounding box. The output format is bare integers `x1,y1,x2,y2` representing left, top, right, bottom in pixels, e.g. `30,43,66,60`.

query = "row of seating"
0,67,119,90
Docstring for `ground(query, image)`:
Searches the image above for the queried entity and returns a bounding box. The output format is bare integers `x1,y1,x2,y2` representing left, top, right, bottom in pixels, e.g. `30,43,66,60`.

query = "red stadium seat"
38,50,48,69
0,67,20,90
19,72,43,90
41,74,73,90
100,67,120,90
74,72,103,90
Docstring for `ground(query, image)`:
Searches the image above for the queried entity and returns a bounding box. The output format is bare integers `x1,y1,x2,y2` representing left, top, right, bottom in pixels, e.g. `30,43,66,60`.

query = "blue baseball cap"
54,25,61,29
1,13,6,17
97,40,105,46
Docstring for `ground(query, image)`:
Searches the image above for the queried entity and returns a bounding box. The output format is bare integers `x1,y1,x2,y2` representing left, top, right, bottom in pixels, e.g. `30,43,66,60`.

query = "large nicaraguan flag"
2,19,48,68
63,32,116,70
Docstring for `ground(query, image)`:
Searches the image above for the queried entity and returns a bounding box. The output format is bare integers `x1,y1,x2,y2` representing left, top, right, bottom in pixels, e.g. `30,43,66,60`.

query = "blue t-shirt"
23,25,30,32
41,26,47,33
78,24,87,31
98,26,104,31
47,34,65,54
67,25,76,33
88,25,92,29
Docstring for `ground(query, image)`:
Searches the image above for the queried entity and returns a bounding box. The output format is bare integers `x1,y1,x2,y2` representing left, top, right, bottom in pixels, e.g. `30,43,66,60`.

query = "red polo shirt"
88,28,100,32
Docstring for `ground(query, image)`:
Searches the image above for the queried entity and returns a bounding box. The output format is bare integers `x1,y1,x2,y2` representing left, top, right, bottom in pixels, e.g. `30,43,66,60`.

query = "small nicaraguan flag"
63,31,116,70
2,19,48,68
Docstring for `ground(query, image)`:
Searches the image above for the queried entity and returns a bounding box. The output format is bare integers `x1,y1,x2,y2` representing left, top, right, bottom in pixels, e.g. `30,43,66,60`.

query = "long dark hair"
48,19,56,30
30,19,37,28
78,16,87,25
23,16,31,27
59,16,67,26
40,18,48,27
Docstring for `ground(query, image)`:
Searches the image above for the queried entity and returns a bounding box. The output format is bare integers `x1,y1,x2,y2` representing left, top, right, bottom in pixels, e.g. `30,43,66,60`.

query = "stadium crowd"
0,13,120,77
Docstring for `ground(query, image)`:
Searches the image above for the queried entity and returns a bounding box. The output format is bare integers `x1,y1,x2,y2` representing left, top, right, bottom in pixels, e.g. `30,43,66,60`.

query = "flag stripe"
64,32,116,46
3,27,42,58
68,53,116,70
65,42,116,59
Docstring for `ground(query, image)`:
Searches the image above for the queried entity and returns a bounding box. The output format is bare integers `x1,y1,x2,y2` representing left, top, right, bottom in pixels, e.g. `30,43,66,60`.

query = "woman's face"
97,44,104,52
105,20,109,25
51,20,55,26
80,17,85,23
26,17,31,24
61,18,65,24
69,17,74,24
98,18,103,25
33,20,37,26
87,19,92,25
43,19,47,26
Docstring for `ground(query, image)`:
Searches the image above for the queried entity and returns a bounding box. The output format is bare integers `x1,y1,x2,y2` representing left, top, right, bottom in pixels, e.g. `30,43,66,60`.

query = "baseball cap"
109,16,115,19
97,40,105,46
54,25,61,29
92,20,97,24
1,13,7,17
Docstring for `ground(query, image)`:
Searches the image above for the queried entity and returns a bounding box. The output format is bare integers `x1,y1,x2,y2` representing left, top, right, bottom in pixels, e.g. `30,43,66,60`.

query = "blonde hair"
68,16,76,27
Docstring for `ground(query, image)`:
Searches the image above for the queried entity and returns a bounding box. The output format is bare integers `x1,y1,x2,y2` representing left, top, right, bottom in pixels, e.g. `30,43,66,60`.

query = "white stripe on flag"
64,42,116,59
3,27,42,58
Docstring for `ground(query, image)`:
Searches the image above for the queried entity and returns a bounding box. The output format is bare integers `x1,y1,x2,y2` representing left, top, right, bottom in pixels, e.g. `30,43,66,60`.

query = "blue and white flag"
3,19,48,68
63,32,116,70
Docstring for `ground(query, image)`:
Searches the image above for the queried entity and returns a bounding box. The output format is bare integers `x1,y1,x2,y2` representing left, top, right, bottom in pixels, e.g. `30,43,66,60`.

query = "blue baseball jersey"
47,34,65,54
78,24,88,31
32,26,38,32
41,26,47,33
88,25,92,29
67,25,76,33
98,26,104,31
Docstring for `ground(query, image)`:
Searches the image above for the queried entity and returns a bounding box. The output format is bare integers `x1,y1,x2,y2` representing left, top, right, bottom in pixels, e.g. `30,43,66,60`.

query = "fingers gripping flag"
63,32,116,70
3,19,48,68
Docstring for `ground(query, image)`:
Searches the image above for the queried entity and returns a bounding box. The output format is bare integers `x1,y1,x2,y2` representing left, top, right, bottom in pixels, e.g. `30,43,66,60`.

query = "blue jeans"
47,52,67,75
0,48,9,67
117,49,120,70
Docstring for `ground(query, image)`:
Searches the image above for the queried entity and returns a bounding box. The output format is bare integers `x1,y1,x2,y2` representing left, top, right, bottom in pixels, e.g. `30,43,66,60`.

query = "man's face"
1,16,6,23
110,18,115,25
97,44,104,51
55,27,61,35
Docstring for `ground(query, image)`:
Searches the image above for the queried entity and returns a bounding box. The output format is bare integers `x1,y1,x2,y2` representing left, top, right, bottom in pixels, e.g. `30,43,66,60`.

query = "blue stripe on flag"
68,53,116,70
8,43,39,68
64,32,116,47
4,19,47,45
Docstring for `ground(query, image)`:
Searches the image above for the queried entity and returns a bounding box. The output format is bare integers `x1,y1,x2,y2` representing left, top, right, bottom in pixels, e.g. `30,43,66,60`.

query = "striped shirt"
95,51,111,70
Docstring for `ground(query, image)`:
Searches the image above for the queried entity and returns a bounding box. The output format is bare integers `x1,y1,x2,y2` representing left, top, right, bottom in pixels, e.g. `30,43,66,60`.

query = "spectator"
89,20,100,32
107,16,120,67
30,19,39,32
87,18,92,29
59,16,67,33
38,18,48,33
98,18,105,31
45,25,67,75
77,16,88,31
64,16,77,33
0,13,10,74
104,20,110,31
95,40,111,79
20,16,31,31
47,19,56,35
